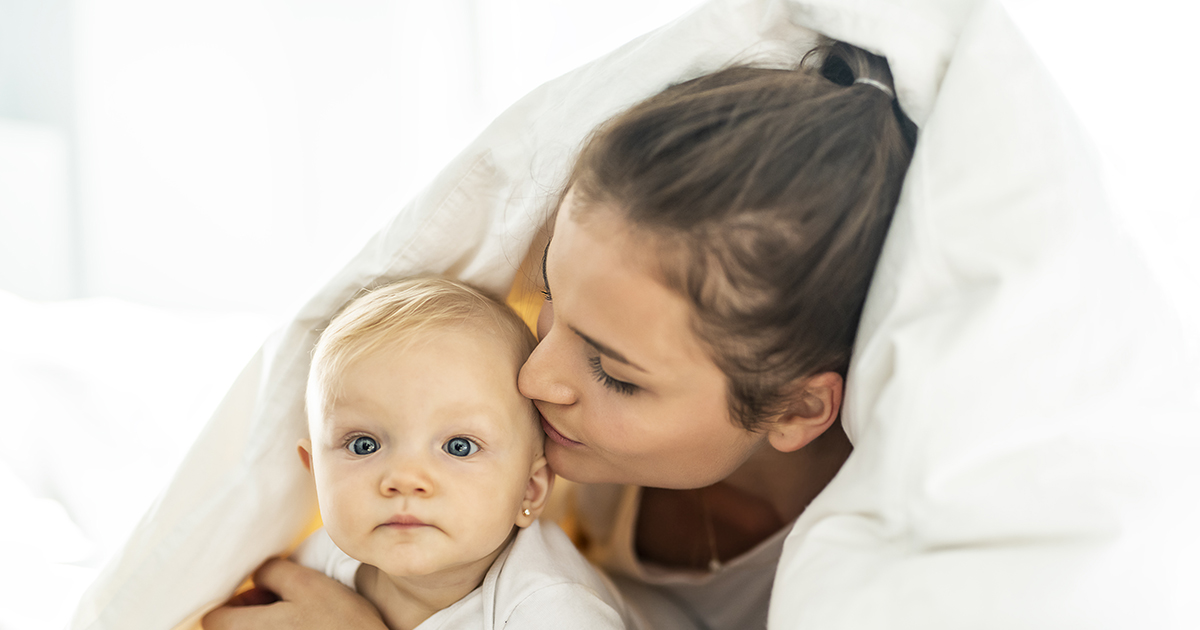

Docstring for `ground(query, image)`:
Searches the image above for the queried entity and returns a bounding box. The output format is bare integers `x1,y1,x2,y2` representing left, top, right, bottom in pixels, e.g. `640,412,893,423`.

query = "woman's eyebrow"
570,326,647,373
543,238,648,374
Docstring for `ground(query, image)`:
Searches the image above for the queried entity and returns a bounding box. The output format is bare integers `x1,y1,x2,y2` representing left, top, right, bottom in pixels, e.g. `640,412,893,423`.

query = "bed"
46,0,1200,628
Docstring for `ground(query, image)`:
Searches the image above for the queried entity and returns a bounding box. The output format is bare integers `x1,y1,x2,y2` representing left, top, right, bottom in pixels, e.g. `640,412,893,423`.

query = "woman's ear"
516,456,556,527
766,372,844,453
297,439,314,473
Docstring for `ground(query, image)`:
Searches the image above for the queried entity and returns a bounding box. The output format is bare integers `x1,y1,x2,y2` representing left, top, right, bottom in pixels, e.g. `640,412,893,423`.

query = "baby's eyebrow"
320,422,353,439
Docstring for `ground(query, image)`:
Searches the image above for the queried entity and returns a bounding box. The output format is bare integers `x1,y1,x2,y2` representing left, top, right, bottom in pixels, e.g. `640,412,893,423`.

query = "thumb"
251,557,322,600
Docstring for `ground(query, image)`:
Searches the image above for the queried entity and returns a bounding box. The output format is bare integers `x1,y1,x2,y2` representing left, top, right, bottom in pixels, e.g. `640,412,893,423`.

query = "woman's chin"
544,443,606,485
544,442,580,478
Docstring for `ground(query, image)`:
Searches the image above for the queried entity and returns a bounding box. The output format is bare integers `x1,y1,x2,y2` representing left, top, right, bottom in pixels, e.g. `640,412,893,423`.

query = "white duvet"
70,0,1200,628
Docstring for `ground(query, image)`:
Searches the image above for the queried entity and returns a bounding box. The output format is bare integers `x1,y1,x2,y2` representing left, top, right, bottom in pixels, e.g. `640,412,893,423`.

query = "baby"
292,277,627,630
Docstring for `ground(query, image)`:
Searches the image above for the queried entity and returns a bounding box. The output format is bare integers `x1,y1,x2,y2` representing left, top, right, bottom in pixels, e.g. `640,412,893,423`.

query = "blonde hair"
306,276,538,426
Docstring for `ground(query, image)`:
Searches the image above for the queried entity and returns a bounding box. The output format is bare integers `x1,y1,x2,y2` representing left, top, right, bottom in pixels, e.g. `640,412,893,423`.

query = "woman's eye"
588,356,638,396
349,436,379,455
443,437,480,458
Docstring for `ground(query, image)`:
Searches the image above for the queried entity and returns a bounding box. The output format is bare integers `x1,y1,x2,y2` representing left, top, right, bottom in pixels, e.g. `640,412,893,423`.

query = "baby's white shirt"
292,520,630,629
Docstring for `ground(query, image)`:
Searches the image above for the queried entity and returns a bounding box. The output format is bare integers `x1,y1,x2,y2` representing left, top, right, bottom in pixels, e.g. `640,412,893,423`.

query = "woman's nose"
518,327,577,406
535,299,554,340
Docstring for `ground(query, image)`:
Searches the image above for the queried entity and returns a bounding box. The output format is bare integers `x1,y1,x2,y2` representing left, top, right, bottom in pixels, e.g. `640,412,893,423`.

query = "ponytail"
810,39,918,151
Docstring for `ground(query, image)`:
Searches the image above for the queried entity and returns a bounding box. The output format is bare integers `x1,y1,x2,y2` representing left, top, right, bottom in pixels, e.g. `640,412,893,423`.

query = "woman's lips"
539,412,584,448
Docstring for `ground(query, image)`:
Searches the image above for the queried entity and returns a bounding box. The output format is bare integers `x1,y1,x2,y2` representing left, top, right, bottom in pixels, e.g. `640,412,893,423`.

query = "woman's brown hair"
564,40,916,429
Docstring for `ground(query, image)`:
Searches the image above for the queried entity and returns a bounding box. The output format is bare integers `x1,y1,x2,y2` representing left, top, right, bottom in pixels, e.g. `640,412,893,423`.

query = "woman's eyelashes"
588,356,638,395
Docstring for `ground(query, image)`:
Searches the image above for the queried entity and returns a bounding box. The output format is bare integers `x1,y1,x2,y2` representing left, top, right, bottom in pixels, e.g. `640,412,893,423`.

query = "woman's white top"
293,520,629,630
577,484,792,630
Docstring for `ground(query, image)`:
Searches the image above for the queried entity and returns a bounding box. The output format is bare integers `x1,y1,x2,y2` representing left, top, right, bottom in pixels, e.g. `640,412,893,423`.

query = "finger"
252,557,325,599
202,601,290,630
226,586,281,607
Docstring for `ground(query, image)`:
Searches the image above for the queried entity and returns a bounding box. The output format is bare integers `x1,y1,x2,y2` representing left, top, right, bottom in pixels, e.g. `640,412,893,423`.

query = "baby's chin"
354,542,455,579
363,536,514,582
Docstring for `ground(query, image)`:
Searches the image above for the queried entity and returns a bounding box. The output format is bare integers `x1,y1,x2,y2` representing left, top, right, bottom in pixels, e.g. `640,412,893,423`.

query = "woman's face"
517,191,766,489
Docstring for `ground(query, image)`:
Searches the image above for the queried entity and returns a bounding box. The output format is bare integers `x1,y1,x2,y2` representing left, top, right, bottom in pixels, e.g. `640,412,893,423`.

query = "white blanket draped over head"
70,0,1200,628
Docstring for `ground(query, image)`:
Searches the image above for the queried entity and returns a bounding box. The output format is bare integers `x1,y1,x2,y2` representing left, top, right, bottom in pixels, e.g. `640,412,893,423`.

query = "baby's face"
303,325,541,581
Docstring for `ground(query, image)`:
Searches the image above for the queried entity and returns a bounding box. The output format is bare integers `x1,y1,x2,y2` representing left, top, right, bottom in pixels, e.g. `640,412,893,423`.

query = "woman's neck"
634,421,852,570
723,420,853,523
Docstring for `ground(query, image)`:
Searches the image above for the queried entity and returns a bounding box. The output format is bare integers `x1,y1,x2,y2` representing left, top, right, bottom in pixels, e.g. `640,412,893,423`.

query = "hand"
202,558,385,630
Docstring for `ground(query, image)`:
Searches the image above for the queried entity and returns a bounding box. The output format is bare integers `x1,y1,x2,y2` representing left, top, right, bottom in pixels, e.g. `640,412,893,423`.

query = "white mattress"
67,0,1200,628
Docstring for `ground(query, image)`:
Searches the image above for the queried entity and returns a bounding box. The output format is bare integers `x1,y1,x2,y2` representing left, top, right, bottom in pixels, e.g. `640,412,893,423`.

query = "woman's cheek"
586,389,637,447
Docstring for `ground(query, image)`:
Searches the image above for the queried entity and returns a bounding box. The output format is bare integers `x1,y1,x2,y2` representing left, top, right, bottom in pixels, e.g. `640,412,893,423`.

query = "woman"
204,39,915,630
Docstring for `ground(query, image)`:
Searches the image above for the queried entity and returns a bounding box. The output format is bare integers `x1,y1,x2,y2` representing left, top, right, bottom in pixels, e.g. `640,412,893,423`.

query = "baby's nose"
380,457,434,497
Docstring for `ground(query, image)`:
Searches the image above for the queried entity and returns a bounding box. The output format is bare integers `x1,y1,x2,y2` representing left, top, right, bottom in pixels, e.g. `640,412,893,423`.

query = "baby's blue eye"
349,436,379,455
443,437,479,458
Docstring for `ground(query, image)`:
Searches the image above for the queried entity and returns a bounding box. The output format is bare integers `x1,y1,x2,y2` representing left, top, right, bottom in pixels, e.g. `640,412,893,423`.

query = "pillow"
70,0,1200,628
772,2,1200,628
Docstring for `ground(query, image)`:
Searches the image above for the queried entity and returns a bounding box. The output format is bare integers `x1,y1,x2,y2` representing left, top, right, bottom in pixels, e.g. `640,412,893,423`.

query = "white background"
0,1,1197,629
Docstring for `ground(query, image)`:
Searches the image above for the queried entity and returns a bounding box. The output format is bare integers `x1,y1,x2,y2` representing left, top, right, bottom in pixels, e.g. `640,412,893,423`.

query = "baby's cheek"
315,470,360,533
317,493,363,559
313,485,341,531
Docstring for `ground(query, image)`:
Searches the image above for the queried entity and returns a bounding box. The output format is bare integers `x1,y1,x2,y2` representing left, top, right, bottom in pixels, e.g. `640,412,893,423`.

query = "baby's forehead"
394,316,530,359
323,381,530,420
311,297,537,411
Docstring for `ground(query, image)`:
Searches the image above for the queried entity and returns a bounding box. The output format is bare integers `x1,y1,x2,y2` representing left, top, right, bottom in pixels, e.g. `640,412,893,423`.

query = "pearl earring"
522,508,531,517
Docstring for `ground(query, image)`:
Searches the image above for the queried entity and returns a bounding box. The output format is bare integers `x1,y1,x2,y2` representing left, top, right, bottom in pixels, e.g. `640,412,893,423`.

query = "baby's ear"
297,439,314,473
516,456,555,528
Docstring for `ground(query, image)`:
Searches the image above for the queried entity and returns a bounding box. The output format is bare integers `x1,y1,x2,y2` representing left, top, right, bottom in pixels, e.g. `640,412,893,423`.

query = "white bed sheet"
0,290,273,630
64,0,1200,628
